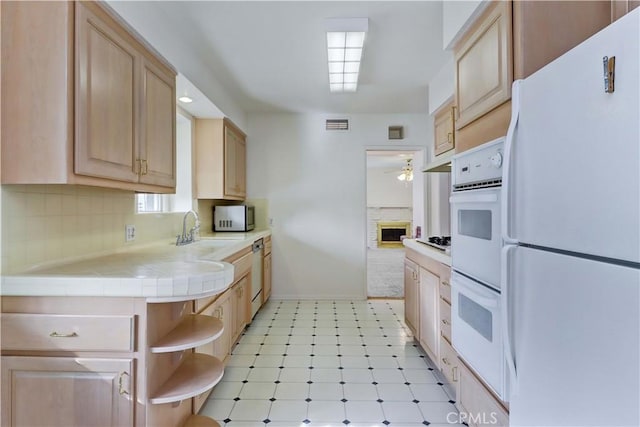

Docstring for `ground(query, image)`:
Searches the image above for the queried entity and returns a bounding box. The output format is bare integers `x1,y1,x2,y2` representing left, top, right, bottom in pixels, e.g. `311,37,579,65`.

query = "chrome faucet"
176,210,200,246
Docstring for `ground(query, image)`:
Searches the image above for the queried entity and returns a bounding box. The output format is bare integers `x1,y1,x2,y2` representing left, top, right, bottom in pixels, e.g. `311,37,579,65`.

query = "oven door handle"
449,192,498,205
453,276,499,308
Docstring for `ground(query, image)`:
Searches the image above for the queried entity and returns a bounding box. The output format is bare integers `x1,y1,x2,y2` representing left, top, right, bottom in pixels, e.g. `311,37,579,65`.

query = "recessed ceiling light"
178,96,193,104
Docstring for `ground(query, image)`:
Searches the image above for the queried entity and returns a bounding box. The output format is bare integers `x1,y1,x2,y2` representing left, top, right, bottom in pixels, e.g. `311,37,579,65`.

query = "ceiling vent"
325,119,349,131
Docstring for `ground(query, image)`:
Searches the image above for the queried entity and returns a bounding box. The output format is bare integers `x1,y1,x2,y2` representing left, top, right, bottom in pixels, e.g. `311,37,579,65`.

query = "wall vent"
325,119,349,131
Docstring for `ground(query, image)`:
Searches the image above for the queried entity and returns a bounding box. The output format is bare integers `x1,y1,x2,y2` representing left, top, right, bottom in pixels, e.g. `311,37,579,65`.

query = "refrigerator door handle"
501,80,522,245
501,244,518,396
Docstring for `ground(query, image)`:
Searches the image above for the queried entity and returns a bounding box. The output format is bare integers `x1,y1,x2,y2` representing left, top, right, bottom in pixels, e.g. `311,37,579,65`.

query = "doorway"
366,149,424,298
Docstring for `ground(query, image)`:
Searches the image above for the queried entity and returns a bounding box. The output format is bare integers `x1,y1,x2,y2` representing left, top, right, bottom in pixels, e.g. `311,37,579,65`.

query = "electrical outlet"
125,225,136,242
268,218,274,226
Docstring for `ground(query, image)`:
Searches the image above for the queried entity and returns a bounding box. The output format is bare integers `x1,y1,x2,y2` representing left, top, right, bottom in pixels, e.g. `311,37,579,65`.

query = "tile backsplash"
1,185,184,274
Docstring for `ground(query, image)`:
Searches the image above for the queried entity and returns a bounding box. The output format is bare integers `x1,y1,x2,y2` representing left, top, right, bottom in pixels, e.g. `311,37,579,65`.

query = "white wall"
428,56,455,116
247,113,431,300
367,168,413,208
442,0,488,50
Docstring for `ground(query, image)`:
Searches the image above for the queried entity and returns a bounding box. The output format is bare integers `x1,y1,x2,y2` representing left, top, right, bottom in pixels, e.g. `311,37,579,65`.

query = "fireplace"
377,221,411,248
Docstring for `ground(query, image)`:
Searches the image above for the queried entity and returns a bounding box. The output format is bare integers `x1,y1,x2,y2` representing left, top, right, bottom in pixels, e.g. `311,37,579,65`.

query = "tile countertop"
402,238,452,266
1,229,271,302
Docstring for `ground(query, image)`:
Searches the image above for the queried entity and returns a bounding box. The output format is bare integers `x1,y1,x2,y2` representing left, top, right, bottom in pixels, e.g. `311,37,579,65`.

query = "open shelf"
149,353,224,404
183,415,221,427
151,314,223,353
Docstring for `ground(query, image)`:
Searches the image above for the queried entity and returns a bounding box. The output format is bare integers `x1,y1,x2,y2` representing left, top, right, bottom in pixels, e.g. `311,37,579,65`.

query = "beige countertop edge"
0,230,272,300
403,239,452,266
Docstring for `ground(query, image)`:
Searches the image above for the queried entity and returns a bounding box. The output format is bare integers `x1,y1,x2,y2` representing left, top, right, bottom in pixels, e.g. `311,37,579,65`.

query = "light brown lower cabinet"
1,356,134,427
263,252,272,303
457,360,509,427
403,258,419,337
418,267,440,364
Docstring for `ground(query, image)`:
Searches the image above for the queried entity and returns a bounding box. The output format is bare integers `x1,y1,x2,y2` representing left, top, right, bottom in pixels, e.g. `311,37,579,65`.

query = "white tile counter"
402,239,451,266
1,230,271,301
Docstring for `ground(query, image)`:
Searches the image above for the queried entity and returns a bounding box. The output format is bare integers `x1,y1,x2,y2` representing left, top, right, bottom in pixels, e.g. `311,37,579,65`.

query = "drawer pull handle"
442,281,450,287
442,357,450,366
118,372,130,395
49,331,78,338
452,366,459,382
441,319,450,325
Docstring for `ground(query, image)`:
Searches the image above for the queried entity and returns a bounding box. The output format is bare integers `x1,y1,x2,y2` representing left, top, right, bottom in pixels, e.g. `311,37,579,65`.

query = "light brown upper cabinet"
454,1,513,132
433,101,456,156
454,0,611,153
1,1,176,193
195,118,247,201
611,0,640,22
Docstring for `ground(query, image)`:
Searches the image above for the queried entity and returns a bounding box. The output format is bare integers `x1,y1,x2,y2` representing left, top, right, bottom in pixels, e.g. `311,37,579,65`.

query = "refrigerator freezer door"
510,10,639,263
509,246,639,426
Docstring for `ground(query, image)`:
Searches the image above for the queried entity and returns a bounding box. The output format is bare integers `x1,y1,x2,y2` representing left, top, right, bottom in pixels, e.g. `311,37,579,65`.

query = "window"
137,111,193,213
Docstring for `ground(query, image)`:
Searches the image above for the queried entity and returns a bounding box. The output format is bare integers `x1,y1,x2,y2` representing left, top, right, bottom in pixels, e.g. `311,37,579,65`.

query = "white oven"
451,270,506,399
450,137,507,401
450,187,502,289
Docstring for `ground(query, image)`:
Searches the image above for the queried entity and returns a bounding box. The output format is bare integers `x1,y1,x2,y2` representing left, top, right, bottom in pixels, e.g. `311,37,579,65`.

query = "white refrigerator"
502,9,640,427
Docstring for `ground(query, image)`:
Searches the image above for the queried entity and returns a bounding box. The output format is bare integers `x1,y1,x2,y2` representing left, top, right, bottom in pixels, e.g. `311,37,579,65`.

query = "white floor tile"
263,335,290,345
198,398,235,421
274,382,309,400
259,344,288,355
340,368,373,384
338,345,367,356
313,335,340,345
289,335,315,344
307,400,346,423
282,355,312,367
343,383,379,401
232,343,262,355
376,383,414,402
402,368,439,384
246,367,281,382
228,399,272,422
311,355,341,368
310,368,342,383
253,355,284,368
371,368,406,384
308,382,344,400
381,401,424,423
367,356,399,369
227,355,256,367
278,367,311,383
410,384,450,402
344,401,385,423
268,400,308,422
417,402,459,424
238,382,276,399
340,356,369,369
209,381,243,399
221,367,251,382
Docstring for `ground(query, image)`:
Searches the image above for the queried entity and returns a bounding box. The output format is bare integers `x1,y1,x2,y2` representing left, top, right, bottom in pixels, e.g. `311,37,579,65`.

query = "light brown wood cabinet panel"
439,336,459,390
1,356,134,427
454,1,512,131
457,360,509,426
233,276,250,342
433,101,456,156
419,267,439,364
195,118,247,200
139,57,177,188
1,1,176,193
263,252,272,303
404,258,419,337
612,0,640,21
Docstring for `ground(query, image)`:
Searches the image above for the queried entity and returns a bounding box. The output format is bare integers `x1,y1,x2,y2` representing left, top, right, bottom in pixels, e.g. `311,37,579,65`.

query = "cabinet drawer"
439,297,452,342
232,252,252,282
439,335,459,386
1,314,134,352
439,267,452,303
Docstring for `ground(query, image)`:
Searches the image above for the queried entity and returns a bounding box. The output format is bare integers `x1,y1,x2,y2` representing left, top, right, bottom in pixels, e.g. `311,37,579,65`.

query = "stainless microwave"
213,205,255,232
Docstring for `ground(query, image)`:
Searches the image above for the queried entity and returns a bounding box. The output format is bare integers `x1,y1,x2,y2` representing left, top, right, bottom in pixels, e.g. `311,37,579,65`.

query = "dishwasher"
250,238,264,318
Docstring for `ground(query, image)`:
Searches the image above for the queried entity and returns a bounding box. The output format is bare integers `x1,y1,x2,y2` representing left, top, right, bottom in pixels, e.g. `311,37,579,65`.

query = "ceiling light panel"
325,18,368,93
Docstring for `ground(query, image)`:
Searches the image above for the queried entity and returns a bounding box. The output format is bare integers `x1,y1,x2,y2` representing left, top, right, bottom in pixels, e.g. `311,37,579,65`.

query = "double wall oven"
449,137,507,400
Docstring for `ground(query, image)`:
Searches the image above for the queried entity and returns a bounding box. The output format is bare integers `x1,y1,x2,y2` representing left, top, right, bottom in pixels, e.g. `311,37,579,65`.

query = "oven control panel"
452,137,504,188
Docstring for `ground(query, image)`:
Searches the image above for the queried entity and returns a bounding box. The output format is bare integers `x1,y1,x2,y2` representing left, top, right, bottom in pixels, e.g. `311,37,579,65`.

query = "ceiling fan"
396,159,413,182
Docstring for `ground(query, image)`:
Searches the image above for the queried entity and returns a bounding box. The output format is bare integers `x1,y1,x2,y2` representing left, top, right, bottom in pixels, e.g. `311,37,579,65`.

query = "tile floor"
199,300,461,427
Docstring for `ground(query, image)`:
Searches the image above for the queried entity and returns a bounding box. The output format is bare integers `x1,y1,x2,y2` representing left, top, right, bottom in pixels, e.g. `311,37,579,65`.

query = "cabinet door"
75,1,139,183
233,276,250,342
419,267,439,363
433,103,455,156
454,1,512,130
403,259,419,337
1,356,133,427
223,126,247,199
612,0,640,21
139,57,176,188
263,253,272,303
457,361,509,427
